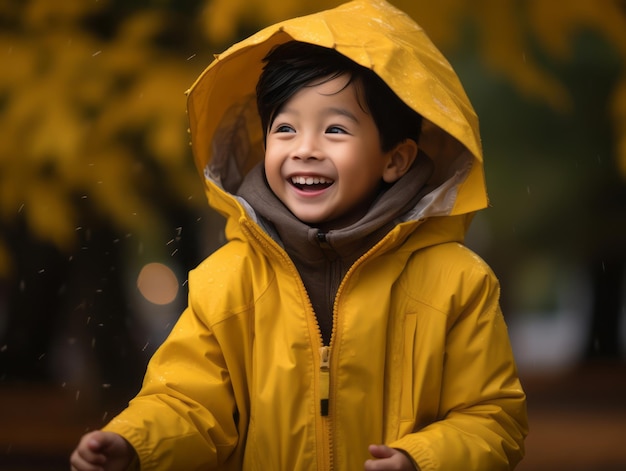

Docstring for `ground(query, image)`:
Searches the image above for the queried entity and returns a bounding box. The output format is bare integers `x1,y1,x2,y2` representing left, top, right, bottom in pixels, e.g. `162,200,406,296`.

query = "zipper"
316,232,333,418
319,345,333,471
240,221,344,471
319,346,331,416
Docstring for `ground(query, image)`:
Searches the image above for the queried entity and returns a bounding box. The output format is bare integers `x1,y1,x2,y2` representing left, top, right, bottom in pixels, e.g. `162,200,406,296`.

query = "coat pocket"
399,312,417,423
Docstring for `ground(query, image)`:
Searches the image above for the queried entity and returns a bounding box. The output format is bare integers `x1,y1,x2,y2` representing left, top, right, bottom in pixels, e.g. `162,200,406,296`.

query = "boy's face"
264,75,393,231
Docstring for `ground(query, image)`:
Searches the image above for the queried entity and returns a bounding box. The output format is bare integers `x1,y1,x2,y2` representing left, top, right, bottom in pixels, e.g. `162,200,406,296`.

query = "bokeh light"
136,262,179,305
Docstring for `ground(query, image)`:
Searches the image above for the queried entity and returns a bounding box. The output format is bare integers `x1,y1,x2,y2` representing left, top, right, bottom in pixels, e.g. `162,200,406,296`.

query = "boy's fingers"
368,444,395,459
85,430,108,450
70,447,105,471
77,445,106,464
70,432,107,470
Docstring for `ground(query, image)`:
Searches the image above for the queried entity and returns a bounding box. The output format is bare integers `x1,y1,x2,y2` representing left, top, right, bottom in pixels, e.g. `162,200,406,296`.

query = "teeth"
291,176,332,185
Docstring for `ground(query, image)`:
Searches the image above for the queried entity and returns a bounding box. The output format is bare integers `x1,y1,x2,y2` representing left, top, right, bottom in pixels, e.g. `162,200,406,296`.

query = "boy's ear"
382,139,418,183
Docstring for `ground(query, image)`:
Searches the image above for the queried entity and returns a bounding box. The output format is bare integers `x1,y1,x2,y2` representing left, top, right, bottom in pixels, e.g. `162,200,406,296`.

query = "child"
70,0,527,470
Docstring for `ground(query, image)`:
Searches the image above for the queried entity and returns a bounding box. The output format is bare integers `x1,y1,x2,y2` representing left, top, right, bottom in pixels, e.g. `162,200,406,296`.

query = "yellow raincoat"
103,0,528,469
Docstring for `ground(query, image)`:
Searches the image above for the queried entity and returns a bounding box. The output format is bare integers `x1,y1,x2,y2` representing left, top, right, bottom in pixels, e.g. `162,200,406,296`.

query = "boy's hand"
364,444,420,470
70,430,135,471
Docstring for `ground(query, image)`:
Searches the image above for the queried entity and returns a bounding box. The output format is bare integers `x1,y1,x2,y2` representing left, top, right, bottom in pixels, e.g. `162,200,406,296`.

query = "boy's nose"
292,134,322,160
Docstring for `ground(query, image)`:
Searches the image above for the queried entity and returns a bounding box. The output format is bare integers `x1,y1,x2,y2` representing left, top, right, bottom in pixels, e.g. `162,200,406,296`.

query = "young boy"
71,1,527,470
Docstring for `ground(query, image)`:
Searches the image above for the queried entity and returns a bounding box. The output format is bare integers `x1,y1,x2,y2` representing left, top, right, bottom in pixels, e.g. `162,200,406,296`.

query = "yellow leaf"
117,10,170,45
201,0,246,45
529,0,626,59
0,36,38,88
87,148,164,239
25,179,77,251
23,0,107,29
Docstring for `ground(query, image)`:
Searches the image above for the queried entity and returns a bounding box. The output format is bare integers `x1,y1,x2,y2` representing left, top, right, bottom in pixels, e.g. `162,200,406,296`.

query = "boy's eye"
274,124,294,133
326,126,347,134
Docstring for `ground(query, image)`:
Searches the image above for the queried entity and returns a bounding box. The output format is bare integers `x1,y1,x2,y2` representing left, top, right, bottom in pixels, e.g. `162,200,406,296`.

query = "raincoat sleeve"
102,266,240,470
390,258,528,470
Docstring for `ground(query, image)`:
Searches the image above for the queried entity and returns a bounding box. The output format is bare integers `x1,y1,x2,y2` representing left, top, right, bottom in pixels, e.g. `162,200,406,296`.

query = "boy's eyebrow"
325,107,359,123
275,105,360,124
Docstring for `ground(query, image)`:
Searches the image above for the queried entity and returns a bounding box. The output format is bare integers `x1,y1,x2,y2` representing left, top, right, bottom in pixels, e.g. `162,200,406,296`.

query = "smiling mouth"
290,176,334,191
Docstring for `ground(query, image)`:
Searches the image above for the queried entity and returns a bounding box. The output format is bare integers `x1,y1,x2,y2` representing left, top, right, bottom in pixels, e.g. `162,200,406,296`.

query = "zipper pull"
319,346,330,416
317,232,331,249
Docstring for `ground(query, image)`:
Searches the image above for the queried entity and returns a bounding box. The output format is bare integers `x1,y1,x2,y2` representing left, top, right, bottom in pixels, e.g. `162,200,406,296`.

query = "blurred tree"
0,0,209,278
0,0,217,395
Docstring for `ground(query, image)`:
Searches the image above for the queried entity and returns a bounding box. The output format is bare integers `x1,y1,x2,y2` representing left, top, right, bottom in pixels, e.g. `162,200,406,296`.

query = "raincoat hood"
186,0,487,228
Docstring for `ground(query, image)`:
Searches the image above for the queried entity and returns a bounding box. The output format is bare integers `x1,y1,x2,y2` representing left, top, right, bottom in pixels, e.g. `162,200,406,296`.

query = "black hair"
256,41,422,152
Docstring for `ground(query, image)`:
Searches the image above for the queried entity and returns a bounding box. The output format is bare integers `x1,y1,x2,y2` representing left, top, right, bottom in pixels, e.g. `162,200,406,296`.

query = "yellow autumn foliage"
0,0,202,276
0,0,625,279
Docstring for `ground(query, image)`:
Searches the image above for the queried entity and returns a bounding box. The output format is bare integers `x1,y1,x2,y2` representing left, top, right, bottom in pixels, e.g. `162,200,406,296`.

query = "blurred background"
1,0,625,469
